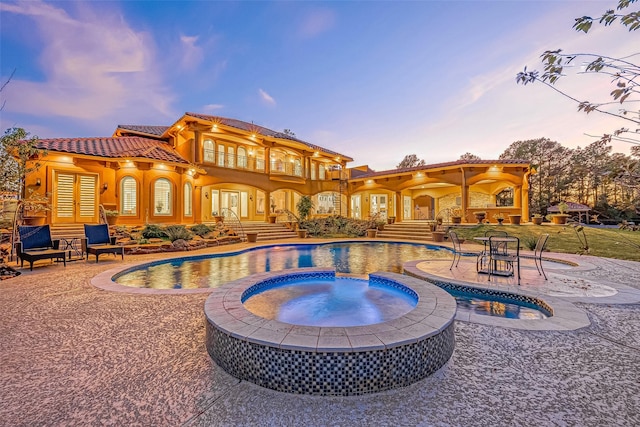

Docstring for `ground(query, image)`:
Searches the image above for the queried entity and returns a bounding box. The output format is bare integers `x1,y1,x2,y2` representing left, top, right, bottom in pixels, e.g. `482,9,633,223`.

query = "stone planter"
246,232,258,243
432,231,445,242
552,215,569,225
297,229,308,238
268,215,277,224
366,229,378,238
508,214,522,225
532,217,543,225
387,216,396,224
377,223,385,231
106,216,118,226
22,216,46,226
474,213,486,224
451,217,462,224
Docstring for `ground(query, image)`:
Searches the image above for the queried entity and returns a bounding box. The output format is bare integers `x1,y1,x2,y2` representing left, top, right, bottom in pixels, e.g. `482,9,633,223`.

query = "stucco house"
19,112,532,226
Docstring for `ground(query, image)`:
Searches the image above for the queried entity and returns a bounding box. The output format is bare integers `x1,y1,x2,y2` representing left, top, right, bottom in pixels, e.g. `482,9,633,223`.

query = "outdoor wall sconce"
102,183,108,191
35,178,41,186
205,192,209,199
250,195,253,201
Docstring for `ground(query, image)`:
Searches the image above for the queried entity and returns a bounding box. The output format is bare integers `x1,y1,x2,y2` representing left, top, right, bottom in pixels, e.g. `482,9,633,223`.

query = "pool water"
115,242,450,289
451,290,549,319
242,276,418,327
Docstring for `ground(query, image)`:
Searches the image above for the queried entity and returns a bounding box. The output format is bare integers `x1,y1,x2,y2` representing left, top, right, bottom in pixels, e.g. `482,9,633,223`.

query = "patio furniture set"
15,224,124,270
449,230,549,285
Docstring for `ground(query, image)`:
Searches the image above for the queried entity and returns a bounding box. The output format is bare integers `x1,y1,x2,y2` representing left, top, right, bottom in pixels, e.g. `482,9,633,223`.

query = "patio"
1,241,639,426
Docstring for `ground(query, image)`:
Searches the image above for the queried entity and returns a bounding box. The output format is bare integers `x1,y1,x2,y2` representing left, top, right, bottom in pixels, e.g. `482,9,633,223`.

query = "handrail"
221,208,246,241
275,209,300,224
98,204,108,224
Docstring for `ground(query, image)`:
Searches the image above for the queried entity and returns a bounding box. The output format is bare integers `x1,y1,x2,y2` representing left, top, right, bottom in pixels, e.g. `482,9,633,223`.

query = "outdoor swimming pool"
113,241,551,319
114,241,450,289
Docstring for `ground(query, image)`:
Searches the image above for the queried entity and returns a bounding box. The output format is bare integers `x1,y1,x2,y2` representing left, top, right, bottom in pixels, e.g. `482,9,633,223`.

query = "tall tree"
396,154,426,169
459,152,481,161
0,128,46,198
517,0,640,146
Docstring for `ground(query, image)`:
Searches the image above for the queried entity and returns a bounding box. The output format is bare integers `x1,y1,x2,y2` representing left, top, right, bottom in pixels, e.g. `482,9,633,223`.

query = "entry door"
54,172,98,223
221,191,239,217
370,194,387,219
403,196,412,220
351,195,361,219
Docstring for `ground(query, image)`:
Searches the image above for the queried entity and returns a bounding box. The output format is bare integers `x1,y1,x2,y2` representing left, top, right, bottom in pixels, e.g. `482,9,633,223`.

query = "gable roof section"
351,159,530,180
34,137,189,164
114,125,170,138
180,113,354,161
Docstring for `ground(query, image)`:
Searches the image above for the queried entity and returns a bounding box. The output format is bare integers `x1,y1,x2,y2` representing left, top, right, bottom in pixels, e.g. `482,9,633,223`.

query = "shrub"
190,223,212,237
163,225,193,242
141,224,166,239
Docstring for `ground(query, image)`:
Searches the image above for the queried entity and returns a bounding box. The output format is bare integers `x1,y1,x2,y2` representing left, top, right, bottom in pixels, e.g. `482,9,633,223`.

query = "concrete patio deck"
1,239,639,426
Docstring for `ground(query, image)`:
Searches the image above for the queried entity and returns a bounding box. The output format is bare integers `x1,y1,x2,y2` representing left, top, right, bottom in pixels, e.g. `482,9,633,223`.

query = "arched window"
237,147,247,168
496,188,514,207
203,139,215,163
184,182,192,216
294,159,302,176
120,176,137,215
319,164,326,180
154,178,172,215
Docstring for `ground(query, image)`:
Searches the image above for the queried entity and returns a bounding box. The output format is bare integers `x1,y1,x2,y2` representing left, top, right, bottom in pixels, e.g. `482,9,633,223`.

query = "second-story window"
218,143,225,166
237,147,248,168
227,146,235,168
203,139,215,163
319,164,326,180
311,162,317,180
294,159,302,176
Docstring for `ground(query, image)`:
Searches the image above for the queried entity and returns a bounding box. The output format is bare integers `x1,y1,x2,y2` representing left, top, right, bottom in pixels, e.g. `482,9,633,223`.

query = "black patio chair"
82,224,124,263
15,225,67,271
449,230,480,269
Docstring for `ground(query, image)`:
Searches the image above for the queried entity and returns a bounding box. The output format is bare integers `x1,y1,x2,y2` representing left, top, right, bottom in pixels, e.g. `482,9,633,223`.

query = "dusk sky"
0,0,636,170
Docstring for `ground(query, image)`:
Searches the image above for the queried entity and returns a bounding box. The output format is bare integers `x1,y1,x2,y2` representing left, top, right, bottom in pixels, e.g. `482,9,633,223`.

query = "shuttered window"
121,176,137,215
154,178,171,215
184,182,192,216
56,173,75,218
78,176,96,218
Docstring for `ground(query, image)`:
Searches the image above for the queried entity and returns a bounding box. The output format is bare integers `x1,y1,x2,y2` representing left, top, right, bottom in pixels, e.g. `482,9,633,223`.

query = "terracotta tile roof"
34,137,189,164
116,125,169,137
184,112,353,161
352,159,531,179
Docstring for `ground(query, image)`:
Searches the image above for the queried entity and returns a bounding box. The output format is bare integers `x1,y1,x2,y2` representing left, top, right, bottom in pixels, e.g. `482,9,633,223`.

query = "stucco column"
460,168,469,223
265,190,271,222
514,186,522,209
194,185,202,223
395,192,401,221
193,131,201,163
265,148,271,174
522,169,531,220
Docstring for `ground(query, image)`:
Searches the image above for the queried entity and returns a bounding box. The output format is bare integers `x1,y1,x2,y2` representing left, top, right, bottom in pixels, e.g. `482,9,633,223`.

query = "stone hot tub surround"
204,268,456,396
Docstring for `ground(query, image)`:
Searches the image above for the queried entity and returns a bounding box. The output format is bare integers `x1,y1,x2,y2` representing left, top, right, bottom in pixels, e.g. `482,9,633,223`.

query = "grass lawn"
452,224,640,262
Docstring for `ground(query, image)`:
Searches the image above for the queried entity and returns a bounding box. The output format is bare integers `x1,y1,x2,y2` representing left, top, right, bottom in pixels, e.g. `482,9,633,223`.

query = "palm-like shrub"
163,225,193,242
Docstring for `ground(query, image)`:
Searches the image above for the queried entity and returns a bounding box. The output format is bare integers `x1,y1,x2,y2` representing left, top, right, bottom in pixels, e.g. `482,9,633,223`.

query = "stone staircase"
235,221,298,242
376,220,436,241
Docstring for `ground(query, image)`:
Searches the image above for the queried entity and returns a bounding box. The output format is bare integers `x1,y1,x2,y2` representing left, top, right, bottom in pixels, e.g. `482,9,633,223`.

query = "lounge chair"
15,225,67,271
82,224,124,263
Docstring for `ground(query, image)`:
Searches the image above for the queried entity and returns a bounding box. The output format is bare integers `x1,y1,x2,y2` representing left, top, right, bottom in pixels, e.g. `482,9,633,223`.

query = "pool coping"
403,261,591,331
205,268,457,352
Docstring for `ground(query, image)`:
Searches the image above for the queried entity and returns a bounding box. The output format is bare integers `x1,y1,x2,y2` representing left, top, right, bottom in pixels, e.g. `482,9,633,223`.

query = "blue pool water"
114,241,550,319
114,242,450,289
242,276,418,327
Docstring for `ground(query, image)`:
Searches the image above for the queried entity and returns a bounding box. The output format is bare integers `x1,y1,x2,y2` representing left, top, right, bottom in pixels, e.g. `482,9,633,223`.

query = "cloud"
179,35,204,71
202,103,224,113
258,88,276,106
0,0,175,127
297,8,336,39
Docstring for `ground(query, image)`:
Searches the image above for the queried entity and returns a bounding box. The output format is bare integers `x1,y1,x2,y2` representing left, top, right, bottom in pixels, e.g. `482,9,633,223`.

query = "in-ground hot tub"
204,268,456,396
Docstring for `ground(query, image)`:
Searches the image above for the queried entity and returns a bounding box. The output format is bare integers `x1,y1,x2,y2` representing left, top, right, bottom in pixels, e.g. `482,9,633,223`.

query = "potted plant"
20,189,51,225
156,201,164,213
296,196,313,238
450,208,462,224
377,220,386,231
508,213,522,225
436,215,443,226
551,202,570,224
531,213,544,225
493,212,505,225
473,211,487,224
104,209,119,226
387,216,396,224
366,228,378,238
